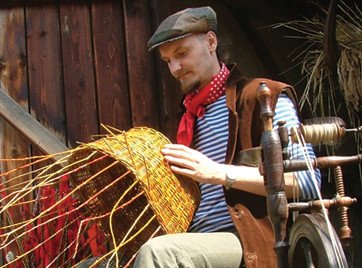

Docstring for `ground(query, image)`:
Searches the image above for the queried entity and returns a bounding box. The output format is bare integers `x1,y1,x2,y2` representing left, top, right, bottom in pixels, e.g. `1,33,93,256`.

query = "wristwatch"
225,169,237,190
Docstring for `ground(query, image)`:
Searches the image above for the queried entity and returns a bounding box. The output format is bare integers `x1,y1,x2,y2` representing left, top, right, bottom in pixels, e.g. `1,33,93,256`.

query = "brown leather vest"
223,64,298,268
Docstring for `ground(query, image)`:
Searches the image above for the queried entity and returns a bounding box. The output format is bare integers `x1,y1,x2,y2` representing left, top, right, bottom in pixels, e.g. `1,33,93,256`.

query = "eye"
176,50,188,58
0,61,5,72
161,57,170,64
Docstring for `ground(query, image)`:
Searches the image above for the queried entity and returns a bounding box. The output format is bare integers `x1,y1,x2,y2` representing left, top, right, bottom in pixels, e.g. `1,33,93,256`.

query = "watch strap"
225,171,237,190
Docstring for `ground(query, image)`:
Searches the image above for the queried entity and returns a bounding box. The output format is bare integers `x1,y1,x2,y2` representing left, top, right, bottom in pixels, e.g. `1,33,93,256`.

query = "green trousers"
133,232,243,268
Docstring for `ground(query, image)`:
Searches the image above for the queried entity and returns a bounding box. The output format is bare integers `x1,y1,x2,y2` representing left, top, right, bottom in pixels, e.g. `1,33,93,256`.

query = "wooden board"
123,0,160,129
60,0,98,146
0,6,31,265
26,1,66,143
91,1,132,133
0,88,68,155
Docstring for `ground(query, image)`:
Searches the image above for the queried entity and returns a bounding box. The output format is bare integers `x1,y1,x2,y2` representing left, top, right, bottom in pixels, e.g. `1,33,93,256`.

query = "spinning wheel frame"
288,213,348,268
256,82,359,267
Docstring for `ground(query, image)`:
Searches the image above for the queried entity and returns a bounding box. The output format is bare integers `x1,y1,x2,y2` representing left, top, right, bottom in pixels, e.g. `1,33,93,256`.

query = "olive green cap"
148,6,217,50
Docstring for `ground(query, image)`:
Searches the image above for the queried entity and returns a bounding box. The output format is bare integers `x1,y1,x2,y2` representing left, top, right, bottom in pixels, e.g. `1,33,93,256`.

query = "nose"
168,60,182,77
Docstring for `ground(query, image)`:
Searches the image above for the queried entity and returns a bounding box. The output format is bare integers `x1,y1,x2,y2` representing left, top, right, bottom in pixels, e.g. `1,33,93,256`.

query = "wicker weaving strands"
0,126,200,267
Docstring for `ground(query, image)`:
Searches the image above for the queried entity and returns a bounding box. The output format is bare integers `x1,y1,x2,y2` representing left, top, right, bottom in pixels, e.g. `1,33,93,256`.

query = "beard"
179,78,201,95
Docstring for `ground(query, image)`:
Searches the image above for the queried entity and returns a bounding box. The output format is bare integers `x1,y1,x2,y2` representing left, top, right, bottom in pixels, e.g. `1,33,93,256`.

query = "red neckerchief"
177,63,230,146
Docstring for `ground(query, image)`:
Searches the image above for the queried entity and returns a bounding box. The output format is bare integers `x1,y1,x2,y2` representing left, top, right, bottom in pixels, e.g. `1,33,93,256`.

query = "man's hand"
161,144,226,184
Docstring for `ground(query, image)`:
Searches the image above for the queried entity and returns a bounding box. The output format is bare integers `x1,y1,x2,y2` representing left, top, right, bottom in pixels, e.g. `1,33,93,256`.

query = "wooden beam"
0,87,69,155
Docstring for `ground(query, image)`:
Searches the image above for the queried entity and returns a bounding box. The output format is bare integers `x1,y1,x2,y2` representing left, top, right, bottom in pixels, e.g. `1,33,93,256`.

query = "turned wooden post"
257,82,289,267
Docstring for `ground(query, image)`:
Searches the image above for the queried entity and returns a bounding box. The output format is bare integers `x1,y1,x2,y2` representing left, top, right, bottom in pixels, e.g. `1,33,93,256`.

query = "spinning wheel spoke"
300,239,316,268
288,213,348,268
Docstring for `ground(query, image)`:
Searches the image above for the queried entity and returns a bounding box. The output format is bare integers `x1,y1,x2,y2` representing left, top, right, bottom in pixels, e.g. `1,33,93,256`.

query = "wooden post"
0,88,68,155
257,82,289,267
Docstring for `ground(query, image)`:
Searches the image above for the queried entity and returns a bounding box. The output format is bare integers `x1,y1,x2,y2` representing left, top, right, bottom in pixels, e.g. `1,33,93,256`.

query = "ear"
206,31,218,52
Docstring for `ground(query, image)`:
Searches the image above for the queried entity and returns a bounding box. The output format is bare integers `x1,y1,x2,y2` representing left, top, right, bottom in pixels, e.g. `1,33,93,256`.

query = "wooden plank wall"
0,0,174,262
0,0,320,157
0,5,31,262
0,0,361,266
0,0,182,152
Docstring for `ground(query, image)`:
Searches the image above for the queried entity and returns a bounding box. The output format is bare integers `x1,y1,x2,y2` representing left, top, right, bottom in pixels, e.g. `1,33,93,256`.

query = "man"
133,6,320,268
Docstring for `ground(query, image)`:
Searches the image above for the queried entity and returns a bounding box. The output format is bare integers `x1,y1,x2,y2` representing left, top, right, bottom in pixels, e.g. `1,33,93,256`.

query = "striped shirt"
188,93,321,233
274,94,321,199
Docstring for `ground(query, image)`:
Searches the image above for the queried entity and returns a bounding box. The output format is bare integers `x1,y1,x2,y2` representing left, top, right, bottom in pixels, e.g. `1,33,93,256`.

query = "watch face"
226,169,237,190
227,169,238,181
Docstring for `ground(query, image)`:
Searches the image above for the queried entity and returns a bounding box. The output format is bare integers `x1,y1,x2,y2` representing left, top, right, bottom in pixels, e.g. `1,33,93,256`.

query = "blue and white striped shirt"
188,93,321,233
274,94,321,199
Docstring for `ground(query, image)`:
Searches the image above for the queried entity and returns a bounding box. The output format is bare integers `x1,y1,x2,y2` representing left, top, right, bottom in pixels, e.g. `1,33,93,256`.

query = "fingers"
162,149,197,170
161,144,221,184
161,144,199,163
169,164,194,177
162,143,194,154
161,144,201,177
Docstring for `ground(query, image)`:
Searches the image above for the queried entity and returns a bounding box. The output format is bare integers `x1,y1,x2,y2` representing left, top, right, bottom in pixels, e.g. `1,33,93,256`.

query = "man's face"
159,33,218,94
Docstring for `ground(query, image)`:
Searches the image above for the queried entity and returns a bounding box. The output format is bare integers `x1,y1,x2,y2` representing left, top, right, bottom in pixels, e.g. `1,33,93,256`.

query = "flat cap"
148,6,217,50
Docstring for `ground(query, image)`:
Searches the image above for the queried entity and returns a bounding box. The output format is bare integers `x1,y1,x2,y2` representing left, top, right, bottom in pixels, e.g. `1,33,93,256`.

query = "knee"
134,236,171,267
138,238,161,257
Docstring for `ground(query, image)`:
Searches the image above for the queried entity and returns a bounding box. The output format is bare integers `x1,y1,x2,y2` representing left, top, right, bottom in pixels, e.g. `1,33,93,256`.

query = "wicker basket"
68,127,200,258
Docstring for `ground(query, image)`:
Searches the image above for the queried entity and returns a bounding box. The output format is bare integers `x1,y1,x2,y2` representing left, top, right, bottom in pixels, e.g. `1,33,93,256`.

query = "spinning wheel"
288,213,348,268
257,82,360,267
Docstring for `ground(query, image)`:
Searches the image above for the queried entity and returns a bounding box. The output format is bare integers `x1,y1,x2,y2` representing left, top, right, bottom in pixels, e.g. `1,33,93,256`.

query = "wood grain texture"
0,88,68,154
123,0,160,129
91,1,132,133
26,1,66,143
60,0,98,147
0,6,31,264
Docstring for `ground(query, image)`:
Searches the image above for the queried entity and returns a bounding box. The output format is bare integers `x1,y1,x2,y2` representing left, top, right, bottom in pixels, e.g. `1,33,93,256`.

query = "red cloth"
177,63,230,146
21,175,107,267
